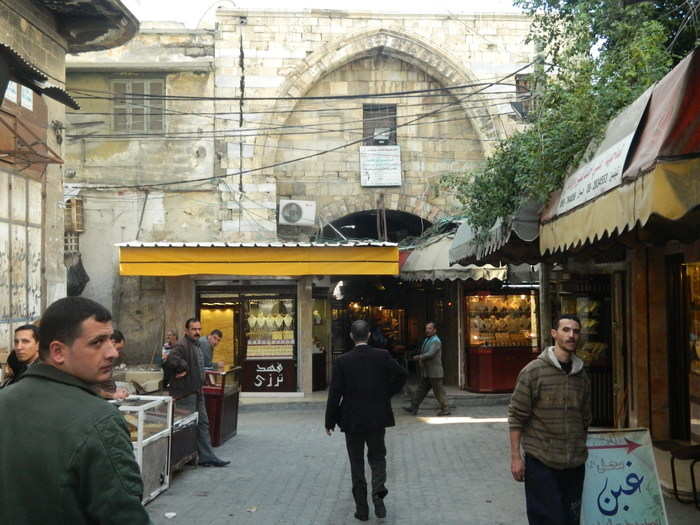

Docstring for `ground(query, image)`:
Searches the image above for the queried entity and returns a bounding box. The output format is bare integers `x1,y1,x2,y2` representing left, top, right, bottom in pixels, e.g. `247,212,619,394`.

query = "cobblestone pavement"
147,402,698,525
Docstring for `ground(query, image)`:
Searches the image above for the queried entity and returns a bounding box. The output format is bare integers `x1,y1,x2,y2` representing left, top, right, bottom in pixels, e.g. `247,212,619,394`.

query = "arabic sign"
557,133,635,215
360,145,402,187
242,358,296,392
582,429,668,525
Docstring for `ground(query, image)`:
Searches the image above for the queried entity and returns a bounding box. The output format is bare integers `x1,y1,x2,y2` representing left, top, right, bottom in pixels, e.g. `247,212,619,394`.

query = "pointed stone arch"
317,194,448,226
256,28,504,168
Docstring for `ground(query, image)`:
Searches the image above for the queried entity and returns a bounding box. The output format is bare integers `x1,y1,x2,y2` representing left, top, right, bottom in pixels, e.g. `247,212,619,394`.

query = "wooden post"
457,280,466,390
538,263,551,348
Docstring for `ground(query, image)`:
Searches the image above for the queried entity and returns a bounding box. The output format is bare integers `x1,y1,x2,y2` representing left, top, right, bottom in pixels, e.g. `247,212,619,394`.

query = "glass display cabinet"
112,395,172,503
242,295,297,392
465,292,539,392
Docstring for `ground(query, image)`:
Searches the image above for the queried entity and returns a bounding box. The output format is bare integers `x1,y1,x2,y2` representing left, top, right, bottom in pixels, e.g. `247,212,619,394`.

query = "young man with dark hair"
325,319,408,521
0,297,151,524
165,318,230,467
198,328,223,370
508,314,591,525
403,321,450,416
94,330,129,400
4,324,40,386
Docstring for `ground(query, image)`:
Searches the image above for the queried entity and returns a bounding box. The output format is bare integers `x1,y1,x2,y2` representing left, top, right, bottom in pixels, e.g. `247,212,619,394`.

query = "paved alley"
146,402,698,524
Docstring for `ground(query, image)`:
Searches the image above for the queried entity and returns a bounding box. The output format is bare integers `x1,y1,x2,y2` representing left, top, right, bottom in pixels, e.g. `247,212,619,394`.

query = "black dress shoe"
199,459,230,467
353,511,369,521
402,406,417,415
374,499,387,518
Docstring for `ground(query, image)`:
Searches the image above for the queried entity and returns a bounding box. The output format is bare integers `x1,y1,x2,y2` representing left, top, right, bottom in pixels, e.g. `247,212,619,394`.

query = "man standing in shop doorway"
198,329,223,370
508,314,591,525
165,318,230,467
325,320,407,522
403,322,450,416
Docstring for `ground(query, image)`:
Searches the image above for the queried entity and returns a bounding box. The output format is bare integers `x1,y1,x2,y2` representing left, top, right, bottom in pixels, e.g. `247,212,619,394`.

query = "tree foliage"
443,0,697,236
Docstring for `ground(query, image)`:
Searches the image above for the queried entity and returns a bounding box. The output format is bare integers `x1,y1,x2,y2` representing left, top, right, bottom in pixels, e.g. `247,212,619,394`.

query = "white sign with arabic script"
557,133,635,215
360,145,402,187
582,429,668,525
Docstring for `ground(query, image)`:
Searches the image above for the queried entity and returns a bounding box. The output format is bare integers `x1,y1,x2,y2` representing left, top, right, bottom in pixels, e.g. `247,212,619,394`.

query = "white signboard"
557,133,635,215
582,429,668,525
360,145,402,187
20,85,33,111
5,81,17,103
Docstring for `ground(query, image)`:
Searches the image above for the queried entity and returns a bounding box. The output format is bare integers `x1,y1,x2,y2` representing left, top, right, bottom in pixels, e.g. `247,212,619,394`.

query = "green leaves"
444,0,693,237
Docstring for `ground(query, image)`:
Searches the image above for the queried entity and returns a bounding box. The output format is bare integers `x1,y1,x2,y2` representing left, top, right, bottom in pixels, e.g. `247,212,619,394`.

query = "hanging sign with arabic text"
557,133,634,215
582,429,668,525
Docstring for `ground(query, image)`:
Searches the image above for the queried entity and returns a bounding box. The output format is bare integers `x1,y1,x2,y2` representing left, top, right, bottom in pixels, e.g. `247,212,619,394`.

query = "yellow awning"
118,242,399,276
540,158,700,254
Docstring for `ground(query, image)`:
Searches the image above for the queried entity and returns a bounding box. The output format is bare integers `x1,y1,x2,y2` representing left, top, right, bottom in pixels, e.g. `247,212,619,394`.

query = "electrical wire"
68,80,519,102
81,60,533,191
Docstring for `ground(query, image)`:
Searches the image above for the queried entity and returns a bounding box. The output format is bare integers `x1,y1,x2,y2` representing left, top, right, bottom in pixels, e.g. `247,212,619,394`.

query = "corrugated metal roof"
116,240,398,248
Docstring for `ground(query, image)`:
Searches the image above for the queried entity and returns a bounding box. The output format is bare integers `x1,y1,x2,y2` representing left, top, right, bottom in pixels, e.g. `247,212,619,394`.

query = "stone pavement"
147,403,699,525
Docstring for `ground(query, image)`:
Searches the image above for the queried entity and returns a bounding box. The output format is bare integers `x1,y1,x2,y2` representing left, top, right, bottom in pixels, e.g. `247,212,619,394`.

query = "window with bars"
112,78,165,132
64,232,80,254
515,74,533,117
363,104,397,145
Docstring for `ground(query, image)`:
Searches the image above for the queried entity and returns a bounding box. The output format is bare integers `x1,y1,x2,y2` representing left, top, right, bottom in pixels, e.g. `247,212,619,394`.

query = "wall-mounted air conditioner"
278,199,316,227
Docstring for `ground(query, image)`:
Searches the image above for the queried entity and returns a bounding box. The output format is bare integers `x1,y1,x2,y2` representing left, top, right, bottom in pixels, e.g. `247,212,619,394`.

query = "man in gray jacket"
403,322,450,416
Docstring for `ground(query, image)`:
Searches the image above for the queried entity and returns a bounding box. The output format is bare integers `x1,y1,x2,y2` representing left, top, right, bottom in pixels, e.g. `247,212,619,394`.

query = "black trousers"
524,454,585,525
344,430,388,509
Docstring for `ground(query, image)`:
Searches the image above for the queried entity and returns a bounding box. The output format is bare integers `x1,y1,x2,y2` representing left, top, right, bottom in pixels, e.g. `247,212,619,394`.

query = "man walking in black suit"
325,320,408,521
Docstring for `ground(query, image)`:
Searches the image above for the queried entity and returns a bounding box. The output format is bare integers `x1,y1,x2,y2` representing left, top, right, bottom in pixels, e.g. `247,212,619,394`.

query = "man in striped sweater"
508,314,591,525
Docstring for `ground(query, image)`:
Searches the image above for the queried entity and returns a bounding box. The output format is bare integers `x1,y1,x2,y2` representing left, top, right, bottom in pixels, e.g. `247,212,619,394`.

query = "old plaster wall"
213,9,533,239
0,0,67,350
64,26,218,360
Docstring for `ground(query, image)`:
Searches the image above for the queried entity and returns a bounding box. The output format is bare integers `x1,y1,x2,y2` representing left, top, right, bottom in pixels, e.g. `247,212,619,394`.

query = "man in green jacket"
508,314,591,525
0,297,152,525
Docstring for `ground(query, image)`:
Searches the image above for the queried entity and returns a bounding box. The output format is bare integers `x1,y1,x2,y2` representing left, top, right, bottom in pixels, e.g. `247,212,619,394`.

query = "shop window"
112,78,165,132
363,104,397,145
64,197,84,233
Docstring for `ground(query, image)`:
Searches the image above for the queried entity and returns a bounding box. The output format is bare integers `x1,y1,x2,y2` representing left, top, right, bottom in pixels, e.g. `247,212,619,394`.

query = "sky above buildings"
123,0,522,28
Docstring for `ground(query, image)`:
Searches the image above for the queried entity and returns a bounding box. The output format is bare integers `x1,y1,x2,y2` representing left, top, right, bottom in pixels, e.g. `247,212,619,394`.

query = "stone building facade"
0,0,136,355
63,9,533,363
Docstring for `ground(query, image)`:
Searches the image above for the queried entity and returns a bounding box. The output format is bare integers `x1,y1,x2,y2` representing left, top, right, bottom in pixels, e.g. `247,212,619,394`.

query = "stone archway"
317,194,448,226
256,29,504,167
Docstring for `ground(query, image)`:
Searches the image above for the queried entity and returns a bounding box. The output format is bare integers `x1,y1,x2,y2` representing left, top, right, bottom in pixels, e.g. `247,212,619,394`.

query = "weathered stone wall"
213,9,534,239
0,0,67,350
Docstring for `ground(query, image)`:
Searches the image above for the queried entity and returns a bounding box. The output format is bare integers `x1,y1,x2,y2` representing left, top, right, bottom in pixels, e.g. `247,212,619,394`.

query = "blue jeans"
524,454,585,525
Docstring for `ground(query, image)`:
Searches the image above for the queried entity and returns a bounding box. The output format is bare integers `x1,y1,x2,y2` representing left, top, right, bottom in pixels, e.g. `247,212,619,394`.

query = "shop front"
118,241,398,395
539,49,700,442
465,291,539,392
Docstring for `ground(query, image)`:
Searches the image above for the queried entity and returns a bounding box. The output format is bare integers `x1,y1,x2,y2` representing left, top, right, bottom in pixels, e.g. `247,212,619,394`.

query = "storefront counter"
203,368,241,447
467,346,538,393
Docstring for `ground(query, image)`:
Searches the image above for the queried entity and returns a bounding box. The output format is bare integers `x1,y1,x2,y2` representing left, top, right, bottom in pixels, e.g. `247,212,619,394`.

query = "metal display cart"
112,395,172,504
170,393,198,473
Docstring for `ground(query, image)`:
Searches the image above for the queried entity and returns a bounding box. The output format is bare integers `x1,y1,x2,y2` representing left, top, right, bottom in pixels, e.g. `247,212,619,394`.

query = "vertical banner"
582,429,668,525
